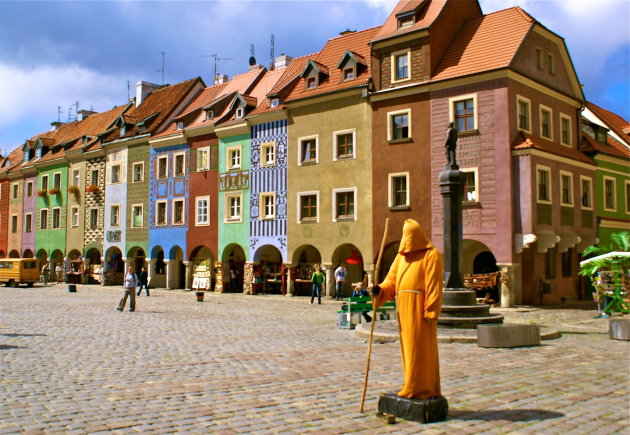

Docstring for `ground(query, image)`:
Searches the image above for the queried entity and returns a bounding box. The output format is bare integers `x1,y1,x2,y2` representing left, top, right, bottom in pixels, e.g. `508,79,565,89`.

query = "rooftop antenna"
270,34,275,70
202,54,234,82
57,106,64,123
67,104,75,122
127,80,130,101
156,51,166,85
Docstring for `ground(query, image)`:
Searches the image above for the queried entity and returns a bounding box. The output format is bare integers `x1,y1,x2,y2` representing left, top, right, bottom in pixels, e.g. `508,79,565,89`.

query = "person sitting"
352,282,372,322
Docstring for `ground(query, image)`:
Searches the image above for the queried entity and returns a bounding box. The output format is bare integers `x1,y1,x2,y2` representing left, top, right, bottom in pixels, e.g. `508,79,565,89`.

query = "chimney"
136,81,162,107
50,121,63,131
214,75,229,85
77,109,97,121
274,54,293,69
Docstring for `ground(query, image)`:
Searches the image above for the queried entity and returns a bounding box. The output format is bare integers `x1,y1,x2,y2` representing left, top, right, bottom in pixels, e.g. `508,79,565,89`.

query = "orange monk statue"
373,218,443,399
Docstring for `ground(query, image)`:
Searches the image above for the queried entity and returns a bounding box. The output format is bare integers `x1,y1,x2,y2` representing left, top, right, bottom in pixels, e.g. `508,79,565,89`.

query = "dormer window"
306,77,317,89
176,121,184,130
236,107,245,119
205,110,214,121
270,98,280,108
342,67,355,81
119,125,126,137
398,16,414,28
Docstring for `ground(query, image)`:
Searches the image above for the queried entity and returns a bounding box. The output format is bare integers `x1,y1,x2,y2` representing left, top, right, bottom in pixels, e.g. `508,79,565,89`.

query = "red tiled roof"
371,0,448,44
586,101,630,147
433,7,534,82
581,132,630,160
512,131,595,164
283,26,382,103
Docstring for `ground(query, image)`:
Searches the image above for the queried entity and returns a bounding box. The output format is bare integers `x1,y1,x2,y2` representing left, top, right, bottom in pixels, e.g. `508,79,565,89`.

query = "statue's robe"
374,219,443,399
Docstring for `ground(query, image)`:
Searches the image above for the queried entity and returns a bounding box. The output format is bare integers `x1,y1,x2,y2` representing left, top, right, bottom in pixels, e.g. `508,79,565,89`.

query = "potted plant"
49,187,60,195
68,185,80,194
37,190,48,198
86,184,100,193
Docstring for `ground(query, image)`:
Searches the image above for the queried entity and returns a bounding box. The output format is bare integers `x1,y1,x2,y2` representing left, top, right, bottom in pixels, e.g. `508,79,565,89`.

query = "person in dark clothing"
352,282,372,322
136,267,149,296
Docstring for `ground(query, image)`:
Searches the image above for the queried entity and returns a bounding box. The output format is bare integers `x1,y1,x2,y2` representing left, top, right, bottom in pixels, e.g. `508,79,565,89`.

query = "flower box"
86,184,100,193
48,188,60,195
68,185,80,194
37,190,48,197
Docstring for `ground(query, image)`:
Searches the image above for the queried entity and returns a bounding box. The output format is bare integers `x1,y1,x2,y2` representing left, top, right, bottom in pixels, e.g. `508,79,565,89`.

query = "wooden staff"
360,218,389,413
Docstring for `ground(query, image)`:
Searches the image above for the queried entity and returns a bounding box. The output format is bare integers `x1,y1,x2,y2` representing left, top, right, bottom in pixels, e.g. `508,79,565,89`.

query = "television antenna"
202,54,233,81
156,51,166,85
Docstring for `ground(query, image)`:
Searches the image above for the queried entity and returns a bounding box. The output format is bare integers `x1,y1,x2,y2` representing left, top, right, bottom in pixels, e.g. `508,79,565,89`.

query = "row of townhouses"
1,0,628,306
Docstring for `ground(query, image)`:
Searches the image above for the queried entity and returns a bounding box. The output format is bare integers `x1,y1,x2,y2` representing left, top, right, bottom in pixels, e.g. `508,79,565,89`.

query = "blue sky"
0,0,628,155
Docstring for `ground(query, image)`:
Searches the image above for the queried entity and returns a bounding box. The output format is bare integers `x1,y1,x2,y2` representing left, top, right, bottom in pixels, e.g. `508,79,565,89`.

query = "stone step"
437,314,504,329
441,304,491,317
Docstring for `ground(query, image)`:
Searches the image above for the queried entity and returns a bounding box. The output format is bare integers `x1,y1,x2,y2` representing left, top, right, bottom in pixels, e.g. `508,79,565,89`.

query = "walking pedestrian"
310,264,325,305
334,263,347,300
118,267,138,312
136,267,149,296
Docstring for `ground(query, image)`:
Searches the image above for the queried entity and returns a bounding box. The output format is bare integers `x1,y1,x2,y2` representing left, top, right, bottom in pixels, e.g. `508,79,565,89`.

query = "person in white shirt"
334,264,347,300
117,267,138,312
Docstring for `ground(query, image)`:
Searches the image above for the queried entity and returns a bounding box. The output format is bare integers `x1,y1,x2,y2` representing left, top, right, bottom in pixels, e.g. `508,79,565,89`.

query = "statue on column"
445,122,458,166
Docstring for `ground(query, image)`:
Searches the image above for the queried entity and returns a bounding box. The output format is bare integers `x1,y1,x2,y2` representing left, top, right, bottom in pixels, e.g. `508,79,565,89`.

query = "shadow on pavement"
449,409,564,422
1,333,47,337
0,344,23,350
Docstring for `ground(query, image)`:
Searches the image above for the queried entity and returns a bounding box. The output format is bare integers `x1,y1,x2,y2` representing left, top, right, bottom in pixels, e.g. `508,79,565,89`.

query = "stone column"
364,263,375,286
439,164,465,289
284,263,294,296
183,261,192,290
496,263,519,308
322,262,333,298
148,258,157,288
164,260,171,289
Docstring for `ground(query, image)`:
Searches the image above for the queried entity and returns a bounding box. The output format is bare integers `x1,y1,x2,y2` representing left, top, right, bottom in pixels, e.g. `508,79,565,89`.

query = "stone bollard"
609,319,630,341
477,323,540,348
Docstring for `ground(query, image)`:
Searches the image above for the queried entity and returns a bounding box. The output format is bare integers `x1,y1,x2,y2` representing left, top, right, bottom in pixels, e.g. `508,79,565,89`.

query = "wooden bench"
337,296,396,329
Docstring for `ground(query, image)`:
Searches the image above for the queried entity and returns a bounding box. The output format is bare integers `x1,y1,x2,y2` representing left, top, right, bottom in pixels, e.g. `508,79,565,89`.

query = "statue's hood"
398,219,433,254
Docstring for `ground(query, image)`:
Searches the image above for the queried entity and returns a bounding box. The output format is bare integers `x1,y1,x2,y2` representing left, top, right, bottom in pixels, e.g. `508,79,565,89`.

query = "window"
537,166,551,203
388,173,409,208
270,98,280,108
299,192,318,222
625,180,630,214
40,209,48,230
299,136,318,164
132,205,143,228
306,77,316,89
334,130,355,160
536,47,543,69
260,142,276,167
174,153,185,176
173,199,185,224
235,107,245,119
225,193,242,222
561,248,573,278
156,201,167,225
205,110,214,121
157,156,168,179
90,169,99,186
53,172,61,189
176,121,184,130
342,67,354,81
89,209,98,229
11,183,19,199
334,189,356,221
517,95,531,132
580,176,593,210
11,215,17,233
545,247,556,279
560,114,572,146
392,50,410,82
41,175,49,191
603,176,617,211
71,206,79,227
560,171,573,206
196,196,209,226
25,213,32,233
388,110,410,141
227,147,241,170
132,162,144,183
450,95,477,132
462,169,479,203
547,53,555,75
398,16,414,28
540,105,552,140
72,169,80,188
110,164,121,183
260,192,275,220
110,204,120,226
197,147,210,171
52,208,60,229
26,181,33,197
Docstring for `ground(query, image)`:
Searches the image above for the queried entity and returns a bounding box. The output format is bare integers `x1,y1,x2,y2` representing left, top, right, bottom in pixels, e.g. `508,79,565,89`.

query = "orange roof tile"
371,0,448,44
433,7,533,82
581,132,630,160
513,131,595,164
586,101,630,147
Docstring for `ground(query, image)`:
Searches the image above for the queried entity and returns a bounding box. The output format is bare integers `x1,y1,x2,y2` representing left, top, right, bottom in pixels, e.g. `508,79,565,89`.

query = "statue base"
377,393,448,423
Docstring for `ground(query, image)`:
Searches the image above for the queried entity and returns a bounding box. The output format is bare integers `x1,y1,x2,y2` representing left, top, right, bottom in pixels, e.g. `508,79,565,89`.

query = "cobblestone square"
1,284,628,433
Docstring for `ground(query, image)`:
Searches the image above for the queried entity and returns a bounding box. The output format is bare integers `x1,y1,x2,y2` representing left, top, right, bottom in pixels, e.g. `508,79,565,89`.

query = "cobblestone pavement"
1,284,628,434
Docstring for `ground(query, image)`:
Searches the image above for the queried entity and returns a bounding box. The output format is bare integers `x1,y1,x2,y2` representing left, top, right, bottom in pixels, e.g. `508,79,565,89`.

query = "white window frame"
536,165,552,204
90,169,99,186
41,174,49,191
298,135,319,165
270,98,280,108
51,207,61,229
72,169,80,188
516,95,532,133
131,204,144,228
603,176,617,212
156,201,168,226
110,164,121,184
539,104,553,140
195,196,210,226
332,187,357,222
24,213,33,233
197,147,210,171
71,206,80,227
333,129,356,161
297,191,319,223
235,107,245,119
259,192,276,220
173,198,185,225
461,168,480,203
26,181,33,197
224,192,243,223
391,49,411,83
226,146,242,170
580,176,594,210
40,209,48,230
449,94,478,132
157,155,168,179
132,162,144,183
559,171,574,206
559,113,572,147
260,142,276,167
173,152,185,177
11,182,19,199
387,109,411,141
388,172,410,208
89,208,99,229
10,214,18,233
53,172,61,190
110,204,120,227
